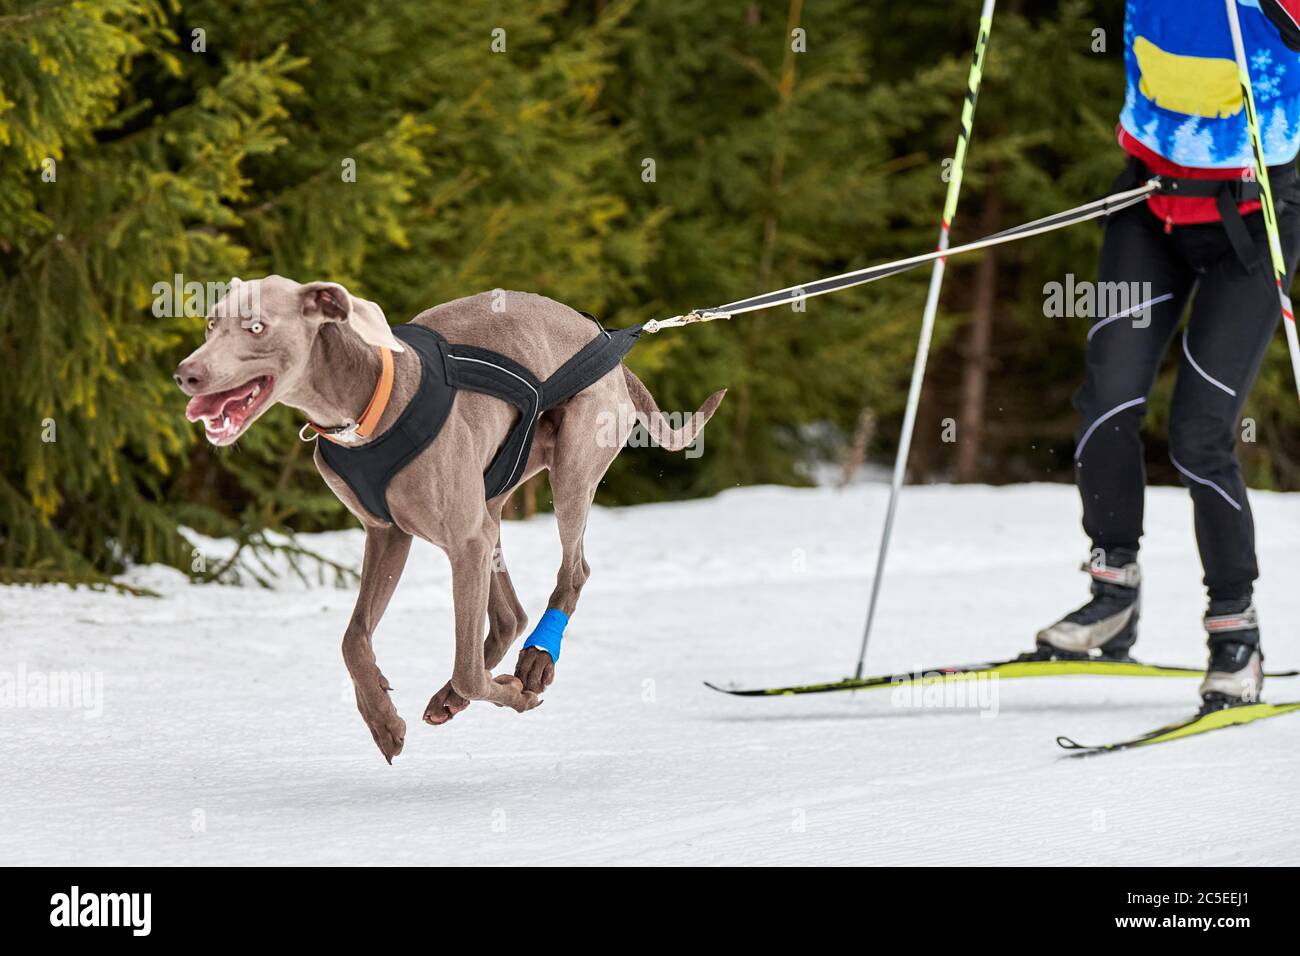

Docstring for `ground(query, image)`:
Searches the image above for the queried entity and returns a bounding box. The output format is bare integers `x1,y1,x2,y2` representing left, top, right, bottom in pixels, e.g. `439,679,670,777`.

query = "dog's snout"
173,360,209,395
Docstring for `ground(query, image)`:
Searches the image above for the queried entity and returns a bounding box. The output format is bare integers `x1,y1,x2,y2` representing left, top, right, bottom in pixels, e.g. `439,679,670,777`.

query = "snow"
2,482,1298,866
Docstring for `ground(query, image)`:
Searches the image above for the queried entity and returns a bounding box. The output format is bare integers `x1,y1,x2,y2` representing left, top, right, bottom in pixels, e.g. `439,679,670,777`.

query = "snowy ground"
2,482,1298,866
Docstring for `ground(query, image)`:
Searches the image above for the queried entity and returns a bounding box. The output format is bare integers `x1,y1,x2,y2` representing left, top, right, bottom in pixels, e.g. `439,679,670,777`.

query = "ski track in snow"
2,483,1298,866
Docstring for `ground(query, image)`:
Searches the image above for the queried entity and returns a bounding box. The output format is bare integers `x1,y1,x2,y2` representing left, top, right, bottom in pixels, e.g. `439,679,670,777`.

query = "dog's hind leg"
514,384,632,694
344,524,413,764
483,417,558,668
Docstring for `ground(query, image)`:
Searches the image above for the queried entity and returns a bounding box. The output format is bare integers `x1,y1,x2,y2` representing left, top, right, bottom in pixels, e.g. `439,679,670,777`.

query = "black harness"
318,316,642,523
1116,155,1299,269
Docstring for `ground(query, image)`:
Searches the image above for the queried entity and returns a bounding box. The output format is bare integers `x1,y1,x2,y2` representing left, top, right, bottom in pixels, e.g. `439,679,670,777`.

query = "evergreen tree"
596,0,976,500
0,0,301,584
2,0,1296,588
0,0,644,584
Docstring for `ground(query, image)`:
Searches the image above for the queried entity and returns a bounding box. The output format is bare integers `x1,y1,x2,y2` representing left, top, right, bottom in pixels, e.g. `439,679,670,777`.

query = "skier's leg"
1074,205,1193,562
1169,279,1271,603
1172,184,1300,705
1036,203,1193,657
1171,299,1268,704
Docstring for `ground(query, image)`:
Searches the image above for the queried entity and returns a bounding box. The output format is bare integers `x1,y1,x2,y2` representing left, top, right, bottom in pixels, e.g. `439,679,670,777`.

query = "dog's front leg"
424,527,541,724
344,524,413,763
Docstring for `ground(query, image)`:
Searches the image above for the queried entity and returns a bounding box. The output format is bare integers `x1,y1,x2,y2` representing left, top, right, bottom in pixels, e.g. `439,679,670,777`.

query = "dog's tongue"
185,385,244,422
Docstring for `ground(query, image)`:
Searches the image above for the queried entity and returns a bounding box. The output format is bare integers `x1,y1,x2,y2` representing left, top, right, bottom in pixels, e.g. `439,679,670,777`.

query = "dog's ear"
300,281,405,353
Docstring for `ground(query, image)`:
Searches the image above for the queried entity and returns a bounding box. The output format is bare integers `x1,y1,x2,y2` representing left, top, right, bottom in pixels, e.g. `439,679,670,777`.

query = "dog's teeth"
245,396,253,406
251,384,261,398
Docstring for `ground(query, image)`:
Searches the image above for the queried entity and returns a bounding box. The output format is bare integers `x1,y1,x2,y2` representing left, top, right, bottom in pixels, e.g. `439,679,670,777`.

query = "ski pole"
1224,0,1300,403
852,0,996,679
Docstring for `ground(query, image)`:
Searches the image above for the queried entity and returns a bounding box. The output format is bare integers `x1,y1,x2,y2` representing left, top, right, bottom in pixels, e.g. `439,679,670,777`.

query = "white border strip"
451,355,539,493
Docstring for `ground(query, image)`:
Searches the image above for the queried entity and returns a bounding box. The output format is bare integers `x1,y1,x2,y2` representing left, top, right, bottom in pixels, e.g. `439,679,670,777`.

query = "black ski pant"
1074,178,1300,602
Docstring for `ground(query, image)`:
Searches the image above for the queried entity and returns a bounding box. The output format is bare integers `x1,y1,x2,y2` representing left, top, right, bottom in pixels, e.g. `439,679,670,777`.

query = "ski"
1057,700,1300,755
704,658,1299,698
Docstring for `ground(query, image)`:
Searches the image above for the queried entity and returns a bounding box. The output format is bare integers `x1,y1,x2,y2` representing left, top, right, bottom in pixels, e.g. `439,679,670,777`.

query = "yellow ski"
705,658,1298,698
1058,701,1300,755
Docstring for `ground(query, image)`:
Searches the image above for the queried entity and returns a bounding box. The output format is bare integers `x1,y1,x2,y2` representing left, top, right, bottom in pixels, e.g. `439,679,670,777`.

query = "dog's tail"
622,366,726,452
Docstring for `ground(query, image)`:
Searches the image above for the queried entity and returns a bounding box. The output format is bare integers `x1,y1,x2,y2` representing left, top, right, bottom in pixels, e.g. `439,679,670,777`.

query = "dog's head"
173,275,403,446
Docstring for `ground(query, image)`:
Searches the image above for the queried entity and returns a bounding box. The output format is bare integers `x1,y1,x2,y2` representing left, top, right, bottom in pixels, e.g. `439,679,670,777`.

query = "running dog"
173,276,724,762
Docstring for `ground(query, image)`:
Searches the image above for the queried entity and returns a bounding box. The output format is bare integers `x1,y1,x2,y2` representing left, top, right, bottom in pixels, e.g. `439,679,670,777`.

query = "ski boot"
1024,551,1140,661
1199,600,1263,713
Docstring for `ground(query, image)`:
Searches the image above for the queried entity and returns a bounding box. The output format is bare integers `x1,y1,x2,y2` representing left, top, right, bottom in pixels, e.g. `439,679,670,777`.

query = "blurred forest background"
2,0,1298,587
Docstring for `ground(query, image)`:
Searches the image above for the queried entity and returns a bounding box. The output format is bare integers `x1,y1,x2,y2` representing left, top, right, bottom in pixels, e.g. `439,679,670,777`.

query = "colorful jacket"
1119,0,1300,223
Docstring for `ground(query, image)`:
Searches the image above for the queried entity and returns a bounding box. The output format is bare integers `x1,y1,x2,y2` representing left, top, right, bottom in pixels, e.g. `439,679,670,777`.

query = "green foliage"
1,0,1297,586
597,0,972,496
0,0,654,583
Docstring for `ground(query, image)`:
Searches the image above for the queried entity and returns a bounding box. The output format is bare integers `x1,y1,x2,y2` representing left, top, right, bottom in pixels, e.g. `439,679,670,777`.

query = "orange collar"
300,347,395,445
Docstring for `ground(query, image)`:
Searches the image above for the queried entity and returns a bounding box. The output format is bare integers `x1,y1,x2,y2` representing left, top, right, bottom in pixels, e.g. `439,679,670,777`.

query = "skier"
1033,0,1300,710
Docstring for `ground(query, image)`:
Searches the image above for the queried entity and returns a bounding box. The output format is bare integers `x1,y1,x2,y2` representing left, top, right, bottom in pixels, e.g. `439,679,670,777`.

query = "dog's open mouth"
185,375,275,444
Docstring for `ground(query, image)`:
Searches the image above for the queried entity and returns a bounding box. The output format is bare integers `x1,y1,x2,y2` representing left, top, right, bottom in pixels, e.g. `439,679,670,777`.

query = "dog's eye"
206,319,215,333
248,321,265,335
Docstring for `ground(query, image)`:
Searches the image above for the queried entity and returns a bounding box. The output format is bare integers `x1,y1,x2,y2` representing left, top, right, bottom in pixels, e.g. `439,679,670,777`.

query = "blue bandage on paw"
522,608,569,663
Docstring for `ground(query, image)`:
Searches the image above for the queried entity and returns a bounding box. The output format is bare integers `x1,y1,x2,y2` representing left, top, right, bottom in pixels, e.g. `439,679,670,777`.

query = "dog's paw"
513,646,555,694
368,713,406,765
423,681,470,726
353,686,403,764
492,674,542,713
